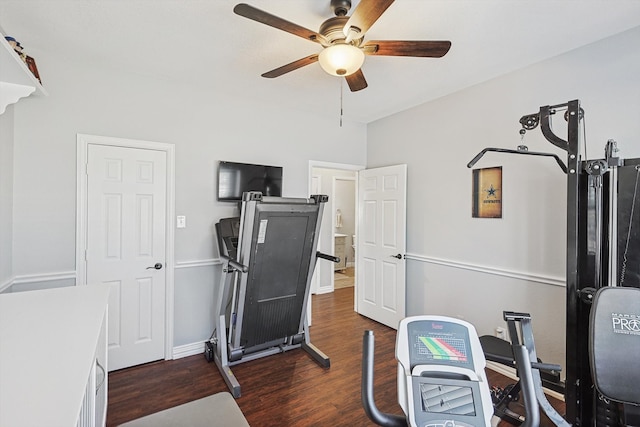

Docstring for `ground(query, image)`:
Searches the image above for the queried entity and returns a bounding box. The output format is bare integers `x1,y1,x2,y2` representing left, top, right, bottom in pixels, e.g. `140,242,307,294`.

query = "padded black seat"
590,286,640,405
480,334,563,393
481,335,518,366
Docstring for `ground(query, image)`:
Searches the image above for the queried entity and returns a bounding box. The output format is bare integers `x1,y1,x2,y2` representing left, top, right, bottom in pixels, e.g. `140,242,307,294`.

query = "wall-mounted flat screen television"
217,161,283,201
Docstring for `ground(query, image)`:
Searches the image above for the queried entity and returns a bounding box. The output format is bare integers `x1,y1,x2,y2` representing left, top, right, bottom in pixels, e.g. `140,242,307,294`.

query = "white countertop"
0,285,110,427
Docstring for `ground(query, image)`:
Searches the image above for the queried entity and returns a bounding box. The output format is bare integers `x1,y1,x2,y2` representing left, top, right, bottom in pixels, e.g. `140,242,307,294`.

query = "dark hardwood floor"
107,287,563,426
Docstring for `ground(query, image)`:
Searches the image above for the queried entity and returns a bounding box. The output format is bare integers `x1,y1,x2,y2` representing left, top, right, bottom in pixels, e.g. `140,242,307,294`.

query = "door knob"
390,254,403,259
146,263,163,270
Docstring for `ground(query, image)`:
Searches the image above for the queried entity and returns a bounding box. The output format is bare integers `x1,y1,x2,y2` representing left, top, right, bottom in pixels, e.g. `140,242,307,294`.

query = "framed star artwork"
472,166,502,218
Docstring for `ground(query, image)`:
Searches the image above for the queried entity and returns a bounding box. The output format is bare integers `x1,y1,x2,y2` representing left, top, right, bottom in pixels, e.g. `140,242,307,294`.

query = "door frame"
308,161,364,310
76,133,176,361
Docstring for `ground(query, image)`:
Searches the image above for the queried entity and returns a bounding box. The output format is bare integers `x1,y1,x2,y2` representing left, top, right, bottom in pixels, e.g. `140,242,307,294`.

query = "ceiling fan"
234,0,452,92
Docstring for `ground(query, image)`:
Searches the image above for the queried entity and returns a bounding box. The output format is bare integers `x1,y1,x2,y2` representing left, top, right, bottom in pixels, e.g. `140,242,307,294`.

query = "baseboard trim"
405,254,565,288
173,341,206,360
486,360,518,381
486,361,565,402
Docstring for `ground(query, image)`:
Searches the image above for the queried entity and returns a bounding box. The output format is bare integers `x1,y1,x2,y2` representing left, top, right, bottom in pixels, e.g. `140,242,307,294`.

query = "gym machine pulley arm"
467,102,582,172
467,146,567,173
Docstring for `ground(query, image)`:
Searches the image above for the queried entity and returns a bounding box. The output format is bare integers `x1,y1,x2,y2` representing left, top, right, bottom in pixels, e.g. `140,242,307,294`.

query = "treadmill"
207,192,338,397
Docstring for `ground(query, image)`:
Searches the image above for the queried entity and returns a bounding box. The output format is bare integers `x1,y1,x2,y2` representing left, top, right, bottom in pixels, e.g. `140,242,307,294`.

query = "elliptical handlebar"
361,330,408,427
512,345,541,427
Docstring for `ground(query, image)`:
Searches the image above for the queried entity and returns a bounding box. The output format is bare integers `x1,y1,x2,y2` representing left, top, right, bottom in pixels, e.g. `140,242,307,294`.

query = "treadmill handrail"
467,147,568,173
220,255,248,273
316,251,340,263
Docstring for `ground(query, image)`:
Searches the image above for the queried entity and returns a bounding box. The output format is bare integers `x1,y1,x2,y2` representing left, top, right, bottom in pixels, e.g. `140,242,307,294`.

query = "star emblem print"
485,184,498,198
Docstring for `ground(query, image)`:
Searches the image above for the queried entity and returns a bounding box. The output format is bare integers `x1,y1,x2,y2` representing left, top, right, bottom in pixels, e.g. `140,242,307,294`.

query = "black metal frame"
520,100,593,424
521,100,640,426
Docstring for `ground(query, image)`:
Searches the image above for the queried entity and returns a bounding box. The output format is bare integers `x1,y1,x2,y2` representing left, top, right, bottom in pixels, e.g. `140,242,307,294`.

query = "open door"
356,164,407,329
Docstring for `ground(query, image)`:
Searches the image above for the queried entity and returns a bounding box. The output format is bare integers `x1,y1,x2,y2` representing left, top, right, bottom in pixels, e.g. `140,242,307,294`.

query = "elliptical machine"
361,315,541,427
362,296,640,427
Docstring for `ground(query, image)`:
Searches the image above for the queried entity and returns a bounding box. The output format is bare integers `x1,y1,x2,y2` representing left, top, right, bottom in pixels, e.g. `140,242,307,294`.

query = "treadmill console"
396,316,493,427
216,217,241,260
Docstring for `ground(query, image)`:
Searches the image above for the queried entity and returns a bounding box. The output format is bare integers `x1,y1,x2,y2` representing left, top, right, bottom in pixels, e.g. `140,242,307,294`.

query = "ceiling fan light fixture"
318,44,364,76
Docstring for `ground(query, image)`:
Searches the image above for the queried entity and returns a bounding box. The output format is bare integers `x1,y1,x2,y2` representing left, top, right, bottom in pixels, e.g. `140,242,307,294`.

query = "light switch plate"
177,216,186,228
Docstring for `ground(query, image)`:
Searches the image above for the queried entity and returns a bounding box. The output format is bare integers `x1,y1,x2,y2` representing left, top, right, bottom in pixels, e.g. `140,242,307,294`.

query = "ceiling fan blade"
343,0,395,41
234,3,327,45
261,54,319,78
362,40,452,57
345,69,368,92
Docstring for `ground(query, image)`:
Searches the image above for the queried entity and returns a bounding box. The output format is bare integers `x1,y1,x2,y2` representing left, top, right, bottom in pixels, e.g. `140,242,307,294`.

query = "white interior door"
356,164,407,329
86,143,167,371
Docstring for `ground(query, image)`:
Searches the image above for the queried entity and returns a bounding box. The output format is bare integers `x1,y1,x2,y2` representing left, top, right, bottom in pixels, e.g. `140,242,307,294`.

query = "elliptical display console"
398,316,493,427
363,315,493,427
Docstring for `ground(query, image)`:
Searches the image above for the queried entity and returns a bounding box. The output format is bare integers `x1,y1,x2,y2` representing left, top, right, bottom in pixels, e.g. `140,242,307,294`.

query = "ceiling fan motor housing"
330,0,351,17
319,16,352,44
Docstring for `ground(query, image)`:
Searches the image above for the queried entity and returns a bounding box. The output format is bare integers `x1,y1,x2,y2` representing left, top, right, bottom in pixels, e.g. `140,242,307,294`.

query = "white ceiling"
2,0,640,124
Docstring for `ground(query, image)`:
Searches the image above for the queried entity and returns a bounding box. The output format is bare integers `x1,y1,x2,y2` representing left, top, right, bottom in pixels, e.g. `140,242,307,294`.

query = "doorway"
309,161,362,298
76,134,175,371
333,176,356,290
309,161,407,328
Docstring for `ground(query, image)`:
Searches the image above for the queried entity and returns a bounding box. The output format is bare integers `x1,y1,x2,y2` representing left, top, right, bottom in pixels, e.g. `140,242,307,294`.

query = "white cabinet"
0,30,47,114
0,285,110,427
334,234,347,271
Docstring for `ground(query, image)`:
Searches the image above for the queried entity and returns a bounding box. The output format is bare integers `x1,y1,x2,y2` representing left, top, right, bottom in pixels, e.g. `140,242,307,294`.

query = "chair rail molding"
0,276,14,293
405,253,565,288
1,270,77,293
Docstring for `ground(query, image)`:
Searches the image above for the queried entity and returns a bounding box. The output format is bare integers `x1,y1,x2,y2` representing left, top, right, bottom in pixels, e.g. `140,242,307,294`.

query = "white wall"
6,20,639,365
0,106,13,288
367,26,640,370
7,49,367,349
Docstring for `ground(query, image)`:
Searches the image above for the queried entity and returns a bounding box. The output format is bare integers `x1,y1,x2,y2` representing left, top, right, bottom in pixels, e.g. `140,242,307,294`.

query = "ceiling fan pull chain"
340,78,344,127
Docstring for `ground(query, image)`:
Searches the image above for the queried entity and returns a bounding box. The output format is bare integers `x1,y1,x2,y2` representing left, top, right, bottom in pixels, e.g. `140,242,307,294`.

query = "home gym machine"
469,99,640,426
480,287,640,427
206,192,338,398
361,315,533,427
